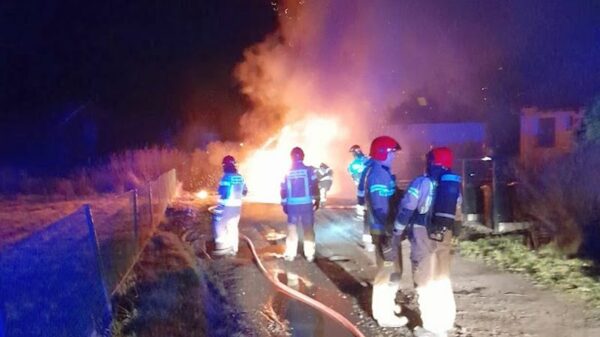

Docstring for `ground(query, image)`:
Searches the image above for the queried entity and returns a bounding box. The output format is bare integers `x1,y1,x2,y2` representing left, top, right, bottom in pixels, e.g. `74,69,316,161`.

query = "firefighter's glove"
282,204,288,214
427,225,448,242
313,199,320,211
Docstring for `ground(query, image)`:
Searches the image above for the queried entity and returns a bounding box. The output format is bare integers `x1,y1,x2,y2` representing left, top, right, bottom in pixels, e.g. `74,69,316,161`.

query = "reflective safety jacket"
364,160,396,233
394,173,461,233
394,176,434,232
217,173,248,207
356,158,373,205
281,161,319,211
316,165,333,187
348,155,369,184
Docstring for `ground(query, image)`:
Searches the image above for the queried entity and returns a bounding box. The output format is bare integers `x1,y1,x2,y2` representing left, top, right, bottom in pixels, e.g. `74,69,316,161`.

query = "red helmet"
222,155,236,167
290,147,305,161
369,136,401,161
427,147,453,169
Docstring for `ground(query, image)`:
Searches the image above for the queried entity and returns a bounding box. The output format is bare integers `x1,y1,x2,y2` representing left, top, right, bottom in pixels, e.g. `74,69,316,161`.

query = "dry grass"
111,231,207,337
0,194,127,249
0,147,222,200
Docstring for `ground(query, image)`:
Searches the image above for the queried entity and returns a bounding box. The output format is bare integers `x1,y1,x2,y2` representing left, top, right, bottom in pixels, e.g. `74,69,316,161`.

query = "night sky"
0,0,277,169
1,0,599,170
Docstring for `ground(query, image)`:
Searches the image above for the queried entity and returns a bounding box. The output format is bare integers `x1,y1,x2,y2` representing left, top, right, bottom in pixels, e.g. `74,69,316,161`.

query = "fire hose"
206,205,365,337
239,234,366,337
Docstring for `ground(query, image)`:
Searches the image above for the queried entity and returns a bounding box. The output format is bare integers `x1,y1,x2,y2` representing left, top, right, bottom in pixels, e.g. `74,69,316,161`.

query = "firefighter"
316,162,333,206
281,147,320,262
211,155,248,257
349,144,373,247
393,147,461,337
357,156,374,250
364,136,407,328
348,145,369,185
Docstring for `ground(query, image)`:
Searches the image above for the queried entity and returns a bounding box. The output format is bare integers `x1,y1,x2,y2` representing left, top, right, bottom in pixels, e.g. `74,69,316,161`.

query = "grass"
459,235,600,311
110,231,207,337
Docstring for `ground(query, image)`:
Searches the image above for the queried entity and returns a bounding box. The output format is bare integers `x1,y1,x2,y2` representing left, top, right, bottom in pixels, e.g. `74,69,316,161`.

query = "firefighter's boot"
304,240,316,262
226,216,240,255
413,327,438,337
284,224,298,261
213,238,232,256
372,283,408,328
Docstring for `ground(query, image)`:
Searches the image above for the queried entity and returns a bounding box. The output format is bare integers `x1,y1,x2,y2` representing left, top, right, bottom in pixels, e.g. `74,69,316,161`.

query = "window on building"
537,117,555,147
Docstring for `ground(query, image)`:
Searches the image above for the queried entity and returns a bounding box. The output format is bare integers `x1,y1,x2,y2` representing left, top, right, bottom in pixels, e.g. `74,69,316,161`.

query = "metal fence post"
133,189,139,249
0,308,5,337
83,204,112,334
148,185,153,228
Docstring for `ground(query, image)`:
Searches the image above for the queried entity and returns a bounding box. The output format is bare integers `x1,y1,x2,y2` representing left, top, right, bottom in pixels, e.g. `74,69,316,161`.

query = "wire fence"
0,169,179,337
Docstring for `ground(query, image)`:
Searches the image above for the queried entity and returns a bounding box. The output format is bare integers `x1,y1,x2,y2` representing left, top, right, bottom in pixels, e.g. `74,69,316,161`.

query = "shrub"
579,95,600,144
515,144,600,260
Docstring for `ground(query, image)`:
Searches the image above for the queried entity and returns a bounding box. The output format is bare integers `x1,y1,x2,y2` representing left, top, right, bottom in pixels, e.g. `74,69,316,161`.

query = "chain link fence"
0,169,178,337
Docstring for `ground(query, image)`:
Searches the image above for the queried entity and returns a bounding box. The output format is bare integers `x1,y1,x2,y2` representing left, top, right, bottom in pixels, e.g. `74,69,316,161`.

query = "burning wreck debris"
239,116,345,203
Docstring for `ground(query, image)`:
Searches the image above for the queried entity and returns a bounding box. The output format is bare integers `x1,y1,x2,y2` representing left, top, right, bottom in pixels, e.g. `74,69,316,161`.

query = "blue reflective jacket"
356,158,373,205
281,161,319,206
365,161,396,233
348,155,369,184
217,172,248,207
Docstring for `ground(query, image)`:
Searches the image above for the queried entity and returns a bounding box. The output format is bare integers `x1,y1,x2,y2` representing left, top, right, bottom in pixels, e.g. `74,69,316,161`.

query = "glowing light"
195,190,208,199
240,116,342,203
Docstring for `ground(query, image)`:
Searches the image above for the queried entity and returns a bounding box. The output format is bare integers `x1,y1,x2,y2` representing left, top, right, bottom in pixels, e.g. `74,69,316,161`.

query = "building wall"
520,107,583,167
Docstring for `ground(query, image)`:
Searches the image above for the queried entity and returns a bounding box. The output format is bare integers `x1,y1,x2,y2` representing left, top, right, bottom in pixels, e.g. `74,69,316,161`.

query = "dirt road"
139,196,600,337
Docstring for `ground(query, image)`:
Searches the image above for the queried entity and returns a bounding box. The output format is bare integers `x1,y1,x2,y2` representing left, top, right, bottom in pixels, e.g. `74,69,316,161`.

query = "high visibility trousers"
371,234,405,325
284,213,316,261
409,225,456,335
212,205,241,254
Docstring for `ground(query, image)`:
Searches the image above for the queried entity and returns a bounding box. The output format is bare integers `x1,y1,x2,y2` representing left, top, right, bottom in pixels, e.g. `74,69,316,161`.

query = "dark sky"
0,0,277,168
1,0,599,169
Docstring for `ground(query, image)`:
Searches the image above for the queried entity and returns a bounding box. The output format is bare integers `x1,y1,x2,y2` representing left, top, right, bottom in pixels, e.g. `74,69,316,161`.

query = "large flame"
240,115,344,203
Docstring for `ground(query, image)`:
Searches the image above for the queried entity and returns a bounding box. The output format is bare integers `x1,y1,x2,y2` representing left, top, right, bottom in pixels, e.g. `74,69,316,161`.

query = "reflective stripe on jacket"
218,173,247,207
281,162,318,206
348,155,369,183
317,166,333,182
356,158,373,205
394,176,434,231
365,161,396,233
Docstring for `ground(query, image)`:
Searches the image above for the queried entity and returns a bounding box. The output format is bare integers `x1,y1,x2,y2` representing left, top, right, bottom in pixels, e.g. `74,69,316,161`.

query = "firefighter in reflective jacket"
357,157,374,250
348,144,369,185
393,147,461,337
281,147,320,262
212,155,248,257
316,162,333,206
349,145,371,235
364,136,407,328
